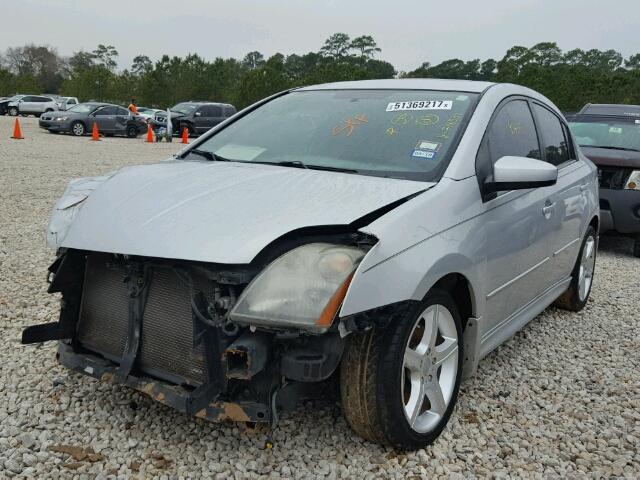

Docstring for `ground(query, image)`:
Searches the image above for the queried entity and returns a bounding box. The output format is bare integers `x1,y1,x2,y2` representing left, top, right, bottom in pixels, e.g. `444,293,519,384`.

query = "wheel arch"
429,272,475,330
70,119,87,134
588,214,599,235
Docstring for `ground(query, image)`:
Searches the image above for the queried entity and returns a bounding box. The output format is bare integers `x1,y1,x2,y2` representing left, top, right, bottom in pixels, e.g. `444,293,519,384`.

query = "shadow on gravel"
597,234,636,257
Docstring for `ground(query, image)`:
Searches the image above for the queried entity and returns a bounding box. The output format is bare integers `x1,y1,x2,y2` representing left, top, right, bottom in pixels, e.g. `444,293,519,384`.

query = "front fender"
47,172,117,248
340,233,485,320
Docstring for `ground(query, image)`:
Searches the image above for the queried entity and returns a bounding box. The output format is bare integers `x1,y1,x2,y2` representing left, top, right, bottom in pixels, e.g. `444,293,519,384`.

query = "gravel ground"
1,116,639,479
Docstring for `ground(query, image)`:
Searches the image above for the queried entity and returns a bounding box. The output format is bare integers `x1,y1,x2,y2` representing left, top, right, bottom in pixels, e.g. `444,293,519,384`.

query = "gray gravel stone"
1,116,639,478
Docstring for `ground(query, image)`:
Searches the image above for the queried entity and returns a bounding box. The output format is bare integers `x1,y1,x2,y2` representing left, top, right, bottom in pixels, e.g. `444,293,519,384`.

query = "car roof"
183,101,234,106
297,78,496,93
578,103,640,117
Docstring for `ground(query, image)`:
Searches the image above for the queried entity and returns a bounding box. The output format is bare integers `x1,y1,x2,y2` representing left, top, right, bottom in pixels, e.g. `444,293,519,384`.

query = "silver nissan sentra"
23,79,599,450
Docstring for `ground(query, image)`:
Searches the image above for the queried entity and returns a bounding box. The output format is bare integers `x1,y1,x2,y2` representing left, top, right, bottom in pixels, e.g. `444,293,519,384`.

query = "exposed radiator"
76,254,208,386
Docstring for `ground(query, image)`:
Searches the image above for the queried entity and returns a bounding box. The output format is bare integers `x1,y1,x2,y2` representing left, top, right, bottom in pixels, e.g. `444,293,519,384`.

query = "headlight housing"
229,243,365,333
625,170,640,190
54,116,68,121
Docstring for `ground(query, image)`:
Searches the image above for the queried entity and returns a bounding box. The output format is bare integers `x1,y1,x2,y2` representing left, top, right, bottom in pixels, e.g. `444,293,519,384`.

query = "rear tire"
340,290,463,450
71,121,85,137
554,226,597,311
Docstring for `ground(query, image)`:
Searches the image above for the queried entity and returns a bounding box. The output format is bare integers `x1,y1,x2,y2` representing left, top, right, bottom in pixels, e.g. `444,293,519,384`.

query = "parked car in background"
1,94,26,115
8,95,58,116
568,104,640,257
39,102,148,137
153,101,236,136
24,79,599,450
57,96,79,111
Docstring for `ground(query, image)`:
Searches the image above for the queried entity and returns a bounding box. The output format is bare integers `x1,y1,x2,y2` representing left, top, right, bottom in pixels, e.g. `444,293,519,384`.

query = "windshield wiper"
187,149,233,162
584,145,640,152
253,160,357,173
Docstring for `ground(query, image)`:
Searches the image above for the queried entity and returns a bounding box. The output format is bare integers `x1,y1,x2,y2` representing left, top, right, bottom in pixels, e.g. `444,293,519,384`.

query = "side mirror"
485,156,557,193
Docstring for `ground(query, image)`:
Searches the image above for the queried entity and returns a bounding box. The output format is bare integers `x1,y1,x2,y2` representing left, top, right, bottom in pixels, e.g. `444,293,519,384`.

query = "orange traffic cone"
11,118,24,139
146,124,154,143
181,127,189,144
91,122,100,141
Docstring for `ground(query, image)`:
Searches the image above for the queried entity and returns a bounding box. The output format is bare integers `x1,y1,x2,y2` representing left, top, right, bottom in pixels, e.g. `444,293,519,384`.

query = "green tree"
350,35,381,58
242,51,265,70
92,44,119,71
320,33,352,58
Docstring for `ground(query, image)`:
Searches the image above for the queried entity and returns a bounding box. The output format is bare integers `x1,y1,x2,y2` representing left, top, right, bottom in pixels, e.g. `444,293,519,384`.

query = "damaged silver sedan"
24,79,600,449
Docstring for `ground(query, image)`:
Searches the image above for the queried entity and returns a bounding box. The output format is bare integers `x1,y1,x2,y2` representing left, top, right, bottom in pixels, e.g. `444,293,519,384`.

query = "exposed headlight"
54,116,68,121
229,243,365,333
625,170,640,190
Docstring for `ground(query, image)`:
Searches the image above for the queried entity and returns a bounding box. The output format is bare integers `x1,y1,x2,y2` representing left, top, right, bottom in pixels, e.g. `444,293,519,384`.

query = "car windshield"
192,89,478,181
569,117,640,151
67,104,98,114
171,103,198,115
7,95,24,102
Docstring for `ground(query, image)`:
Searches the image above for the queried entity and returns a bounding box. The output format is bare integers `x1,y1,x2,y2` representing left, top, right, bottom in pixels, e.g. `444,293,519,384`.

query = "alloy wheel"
72,123,85,136
402,304,459,434
578,235,596,302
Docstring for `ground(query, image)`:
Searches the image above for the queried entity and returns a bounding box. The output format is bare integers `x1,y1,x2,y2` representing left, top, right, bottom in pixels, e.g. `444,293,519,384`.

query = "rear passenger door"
476,98,557,337
113,106,131,134
18,96,37,113
531,103,589,284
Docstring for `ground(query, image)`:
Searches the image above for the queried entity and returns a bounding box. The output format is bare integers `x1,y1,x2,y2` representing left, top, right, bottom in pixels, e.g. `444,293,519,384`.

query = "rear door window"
532,104,571,166
208,105,223,117
95,106,117,116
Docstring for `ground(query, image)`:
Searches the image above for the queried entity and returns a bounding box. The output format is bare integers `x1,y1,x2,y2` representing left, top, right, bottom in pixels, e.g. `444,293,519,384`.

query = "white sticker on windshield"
609,127,623,134
386,101,452,112
635,120,640,124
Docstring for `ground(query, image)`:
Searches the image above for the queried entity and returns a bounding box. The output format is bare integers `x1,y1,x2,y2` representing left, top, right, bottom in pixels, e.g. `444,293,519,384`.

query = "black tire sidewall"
126,125,138,138
376,290,464,449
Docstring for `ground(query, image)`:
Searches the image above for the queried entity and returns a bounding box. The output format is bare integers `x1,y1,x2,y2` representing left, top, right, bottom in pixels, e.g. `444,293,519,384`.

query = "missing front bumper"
57,342,272,423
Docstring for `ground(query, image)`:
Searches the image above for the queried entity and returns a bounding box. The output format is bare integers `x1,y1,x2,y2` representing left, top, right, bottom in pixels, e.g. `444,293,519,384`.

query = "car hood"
580,146,640,169
59,160,432,263
42,110,71,117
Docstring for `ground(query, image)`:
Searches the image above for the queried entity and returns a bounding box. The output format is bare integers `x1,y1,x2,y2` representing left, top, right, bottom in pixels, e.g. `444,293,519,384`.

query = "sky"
3,0,640,71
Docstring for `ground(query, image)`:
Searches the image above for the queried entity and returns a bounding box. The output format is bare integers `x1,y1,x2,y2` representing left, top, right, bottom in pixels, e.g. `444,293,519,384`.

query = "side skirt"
478,277,571,361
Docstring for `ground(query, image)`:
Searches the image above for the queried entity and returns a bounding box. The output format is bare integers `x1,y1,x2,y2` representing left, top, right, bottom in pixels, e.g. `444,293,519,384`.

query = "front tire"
8,107,18,116
554,226,597,311
70,121,86,137
340,290,463,449
633,237,640,258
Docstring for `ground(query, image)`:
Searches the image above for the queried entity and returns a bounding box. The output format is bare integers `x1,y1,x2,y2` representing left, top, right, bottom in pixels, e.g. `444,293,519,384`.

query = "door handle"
579,184,589,192
542,201,556,217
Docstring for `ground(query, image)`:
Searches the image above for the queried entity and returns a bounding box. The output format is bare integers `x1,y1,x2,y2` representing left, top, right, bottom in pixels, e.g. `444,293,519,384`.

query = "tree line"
1,34,640,112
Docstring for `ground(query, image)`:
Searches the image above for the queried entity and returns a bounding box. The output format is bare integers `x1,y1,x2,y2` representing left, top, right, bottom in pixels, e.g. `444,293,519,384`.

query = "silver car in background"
23,79,599,450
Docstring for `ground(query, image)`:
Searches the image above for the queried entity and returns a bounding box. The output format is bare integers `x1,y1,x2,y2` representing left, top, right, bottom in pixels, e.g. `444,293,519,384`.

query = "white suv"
8,95,59,117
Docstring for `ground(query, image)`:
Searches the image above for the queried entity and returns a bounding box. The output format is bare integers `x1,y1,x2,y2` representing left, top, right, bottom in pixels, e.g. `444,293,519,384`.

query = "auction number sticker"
386,100,452,112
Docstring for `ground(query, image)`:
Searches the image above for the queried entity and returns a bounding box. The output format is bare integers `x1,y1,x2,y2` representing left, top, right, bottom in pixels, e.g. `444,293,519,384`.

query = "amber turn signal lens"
316,273,354,327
